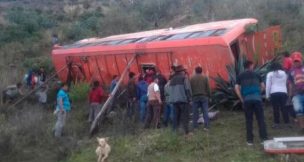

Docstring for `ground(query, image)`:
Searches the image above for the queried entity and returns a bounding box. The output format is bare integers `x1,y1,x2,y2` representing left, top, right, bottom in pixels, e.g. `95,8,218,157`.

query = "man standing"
169,65,192,136
110,75,119,93
54,83,71,137
144,76,162,128
190,66,211,131
163,77,176,128
126,72,137,119
88,81,104,123
289,52,304,128
235,60,268,145
137,75,148,123
155,70,167,102
38,67,47,86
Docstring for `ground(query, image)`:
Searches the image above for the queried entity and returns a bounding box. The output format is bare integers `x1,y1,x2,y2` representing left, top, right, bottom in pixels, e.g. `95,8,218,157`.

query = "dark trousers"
144,100,161,128
127,99,137,119
270,92,289,124
173,103,190,134
243,100,268,142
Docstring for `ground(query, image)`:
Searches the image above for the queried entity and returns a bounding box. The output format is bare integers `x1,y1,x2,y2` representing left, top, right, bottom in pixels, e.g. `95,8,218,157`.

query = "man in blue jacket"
54,83,71,137
137,75,148,123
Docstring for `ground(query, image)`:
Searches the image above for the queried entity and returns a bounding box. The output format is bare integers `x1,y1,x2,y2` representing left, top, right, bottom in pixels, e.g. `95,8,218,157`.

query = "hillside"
1,0,304,162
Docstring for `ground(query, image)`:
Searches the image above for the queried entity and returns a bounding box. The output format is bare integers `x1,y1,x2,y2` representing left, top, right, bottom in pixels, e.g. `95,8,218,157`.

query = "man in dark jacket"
235,60,268,146
190,66,211,131
169,65,192,136
155,70,167,102
127,72,137,119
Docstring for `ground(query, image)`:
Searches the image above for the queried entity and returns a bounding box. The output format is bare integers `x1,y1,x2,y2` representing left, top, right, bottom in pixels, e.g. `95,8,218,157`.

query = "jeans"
54,110,67,137
292,94,304,116
270,92,289,124
163,103,176,128
192,97,209,129
139,95,147,123
144,100,161,129
243,100,268,142
173,103,190,134
88,103,101,123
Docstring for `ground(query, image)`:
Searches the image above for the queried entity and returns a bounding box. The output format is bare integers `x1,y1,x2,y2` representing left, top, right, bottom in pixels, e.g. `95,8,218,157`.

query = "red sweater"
89,87,103,103
283,57,292,71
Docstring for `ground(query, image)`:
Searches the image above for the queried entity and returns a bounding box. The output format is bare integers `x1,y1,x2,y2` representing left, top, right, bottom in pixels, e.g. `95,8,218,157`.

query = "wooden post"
90,53,139,135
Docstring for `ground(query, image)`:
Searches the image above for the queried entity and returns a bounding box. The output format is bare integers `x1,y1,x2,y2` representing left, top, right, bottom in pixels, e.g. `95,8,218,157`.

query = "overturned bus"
51,18,282,87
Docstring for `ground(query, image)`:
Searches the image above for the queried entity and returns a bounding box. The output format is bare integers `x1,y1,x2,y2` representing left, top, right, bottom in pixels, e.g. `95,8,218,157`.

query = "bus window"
165,32,192,40
230,41,240,61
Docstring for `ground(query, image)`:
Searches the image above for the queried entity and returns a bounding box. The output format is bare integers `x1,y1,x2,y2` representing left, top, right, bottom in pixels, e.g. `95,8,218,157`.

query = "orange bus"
51,18,282,86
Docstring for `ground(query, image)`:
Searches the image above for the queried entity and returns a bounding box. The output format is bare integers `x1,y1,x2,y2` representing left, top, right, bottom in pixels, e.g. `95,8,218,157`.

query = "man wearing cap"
289,51,304,127
169,65,192,136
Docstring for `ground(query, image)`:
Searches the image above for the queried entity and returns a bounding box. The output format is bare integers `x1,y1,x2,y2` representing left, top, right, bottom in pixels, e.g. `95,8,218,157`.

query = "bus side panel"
239,26,282,64
170,45,232,88
87,55,110,85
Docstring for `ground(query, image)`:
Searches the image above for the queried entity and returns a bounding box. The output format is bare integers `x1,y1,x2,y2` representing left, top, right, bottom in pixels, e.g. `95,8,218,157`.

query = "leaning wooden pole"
8,65,68,108
90,53,138,135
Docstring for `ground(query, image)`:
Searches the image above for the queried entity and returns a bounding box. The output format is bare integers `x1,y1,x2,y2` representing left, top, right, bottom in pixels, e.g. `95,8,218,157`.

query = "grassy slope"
64,106,304,162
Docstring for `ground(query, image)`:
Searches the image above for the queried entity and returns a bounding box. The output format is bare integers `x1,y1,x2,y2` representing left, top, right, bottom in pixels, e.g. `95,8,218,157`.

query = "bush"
64,11,104,41
69,82,90,102
23,56,54,73
211,55,280,110
2,8,55,44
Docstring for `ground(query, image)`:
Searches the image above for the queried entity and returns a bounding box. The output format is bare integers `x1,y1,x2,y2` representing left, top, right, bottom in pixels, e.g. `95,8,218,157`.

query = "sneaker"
247,141,253,146
203,128,209,132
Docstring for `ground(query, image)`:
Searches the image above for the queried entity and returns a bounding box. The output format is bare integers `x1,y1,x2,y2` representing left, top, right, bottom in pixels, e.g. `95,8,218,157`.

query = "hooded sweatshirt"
266,70,288,98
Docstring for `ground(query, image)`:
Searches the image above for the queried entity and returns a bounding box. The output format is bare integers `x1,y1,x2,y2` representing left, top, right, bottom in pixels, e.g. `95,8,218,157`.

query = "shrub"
211,55,280,110
2,7,56,44
69,82,90,102
23,56,54,73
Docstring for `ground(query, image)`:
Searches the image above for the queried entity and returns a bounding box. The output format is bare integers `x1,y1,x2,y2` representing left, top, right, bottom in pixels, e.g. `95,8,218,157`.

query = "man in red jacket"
88,81,104,123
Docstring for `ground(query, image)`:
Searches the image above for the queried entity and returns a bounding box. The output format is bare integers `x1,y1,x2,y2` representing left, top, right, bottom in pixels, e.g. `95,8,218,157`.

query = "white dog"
96,137,111,162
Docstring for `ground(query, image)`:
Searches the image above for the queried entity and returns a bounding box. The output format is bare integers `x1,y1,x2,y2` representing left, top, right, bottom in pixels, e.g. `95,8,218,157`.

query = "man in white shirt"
144,76,162,129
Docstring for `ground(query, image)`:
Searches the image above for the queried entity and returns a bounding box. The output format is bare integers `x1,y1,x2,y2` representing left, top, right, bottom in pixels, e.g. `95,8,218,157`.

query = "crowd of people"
4,51,304,143
104,65,213,137
1,67,48,105
235,51,304,145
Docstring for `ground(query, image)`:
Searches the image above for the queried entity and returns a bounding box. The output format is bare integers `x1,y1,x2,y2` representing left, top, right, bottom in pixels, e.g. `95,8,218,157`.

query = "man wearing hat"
169,65,193,136
289,51,304,128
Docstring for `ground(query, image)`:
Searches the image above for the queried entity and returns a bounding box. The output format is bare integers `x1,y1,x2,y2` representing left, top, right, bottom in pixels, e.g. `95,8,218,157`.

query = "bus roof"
54,18,257,53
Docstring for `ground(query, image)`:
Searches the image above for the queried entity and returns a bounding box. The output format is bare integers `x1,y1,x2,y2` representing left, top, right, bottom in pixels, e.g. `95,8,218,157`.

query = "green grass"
63,106,304,162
